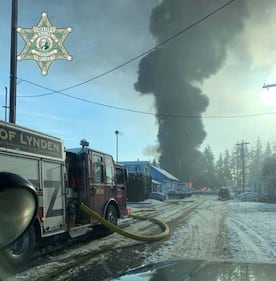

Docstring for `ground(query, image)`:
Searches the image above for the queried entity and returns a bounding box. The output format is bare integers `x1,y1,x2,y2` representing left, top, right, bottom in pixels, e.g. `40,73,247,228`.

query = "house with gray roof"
150,166,179,193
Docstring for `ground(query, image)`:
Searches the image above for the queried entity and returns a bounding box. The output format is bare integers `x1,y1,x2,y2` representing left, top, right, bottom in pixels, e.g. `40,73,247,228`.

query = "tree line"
197,139,276,194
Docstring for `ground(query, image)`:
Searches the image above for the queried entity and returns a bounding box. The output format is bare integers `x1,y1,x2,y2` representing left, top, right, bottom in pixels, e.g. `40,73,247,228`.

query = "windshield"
0,1,276,280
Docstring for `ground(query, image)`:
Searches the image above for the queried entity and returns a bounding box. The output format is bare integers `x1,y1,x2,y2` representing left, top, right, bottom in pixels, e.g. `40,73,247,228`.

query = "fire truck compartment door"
42,161,65,233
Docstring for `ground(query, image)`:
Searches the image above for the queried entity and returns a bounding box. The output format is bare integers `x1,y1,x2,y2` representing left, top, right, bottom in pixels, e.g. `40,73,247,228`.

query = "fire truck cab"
65,142,128,234
0,121,127,264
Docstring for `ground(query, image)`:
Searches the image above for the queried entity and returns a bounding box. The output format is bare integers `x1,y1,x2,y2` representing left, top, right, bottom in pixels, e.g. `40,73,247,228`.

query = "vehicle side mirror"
0,172,38,249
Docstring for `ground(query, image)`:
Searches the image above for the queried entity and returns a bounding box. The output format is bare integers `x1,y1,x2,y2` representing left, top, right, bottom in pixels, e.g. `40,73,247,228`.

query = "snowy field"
145,198,276,264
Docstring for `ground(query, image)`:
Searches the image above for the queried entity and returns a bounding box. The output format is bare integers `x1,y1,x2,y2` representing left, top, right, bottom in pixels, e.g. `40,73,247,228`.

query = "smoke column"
134,0,248,182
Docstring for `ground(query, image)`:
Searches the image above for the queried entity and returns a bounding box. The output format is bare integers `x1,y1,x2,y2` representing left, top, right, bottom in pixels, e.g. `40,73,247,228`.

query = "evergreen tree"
223,150,233,186
151,158,158,167
201,145,217,190
264,141,273,159
247,138,264,193
262,156,276,195
215,153,227,187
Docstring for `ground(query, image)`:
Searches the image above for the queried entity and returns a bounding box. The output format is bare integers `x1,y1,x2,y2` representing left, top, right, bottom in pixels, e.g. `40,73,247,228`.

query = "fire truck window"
0,154,40,189
93,155,103,184
106,165,113,184
105,157,114,184
67,153,82,188
43,162,63,187
115,167,124,184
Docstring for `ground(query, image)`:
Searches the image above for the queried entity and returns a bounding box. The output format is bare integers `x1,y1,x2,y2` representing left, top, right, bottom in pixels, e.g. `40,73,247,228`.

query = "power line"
18,0,237,98
16,74,276,119
16,76,276,119
16,80,276,119
263,83,276,89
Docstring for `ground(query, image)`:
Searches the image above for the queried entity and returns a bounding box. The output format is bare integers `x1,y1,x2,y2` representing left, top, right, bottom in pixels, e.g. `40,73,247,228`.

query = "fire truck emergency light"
0,172,38,249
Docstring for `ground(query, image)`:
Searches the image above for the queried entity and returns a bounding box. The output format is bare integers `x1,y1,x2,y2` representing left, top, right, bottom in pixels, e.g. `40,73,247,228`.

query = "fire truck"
0,121,128,264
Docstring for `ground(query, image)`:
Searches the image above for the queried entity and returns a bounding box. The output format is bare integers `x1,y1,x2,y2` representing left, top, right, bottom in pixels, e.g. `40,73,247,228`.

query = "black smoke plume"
134,0,247,183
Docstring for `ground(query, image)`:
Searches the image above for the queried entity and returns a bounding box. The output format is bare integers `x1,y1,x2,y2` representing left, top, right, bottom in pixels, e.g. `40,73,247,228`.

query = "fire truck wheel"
105,204,118,227
3,225,36,265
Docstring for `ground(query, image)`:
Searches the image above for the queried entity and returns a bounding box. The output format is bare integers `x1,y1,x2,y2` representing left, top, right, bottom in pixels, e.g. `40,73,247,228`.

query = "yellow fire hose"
80,203,170,242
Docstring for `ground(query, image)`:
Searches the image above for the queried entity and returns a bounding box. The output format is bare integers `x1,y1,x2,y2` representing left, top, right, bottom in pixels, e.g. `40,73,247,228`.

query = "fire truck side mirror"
0,172,38,249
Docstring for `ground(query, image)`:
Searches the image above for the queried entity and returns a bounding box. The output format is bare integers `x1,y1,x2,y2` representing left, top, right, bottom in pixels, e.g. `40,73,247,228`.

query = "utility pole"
9,0,18,124
236,141,249,193
3,87,9,122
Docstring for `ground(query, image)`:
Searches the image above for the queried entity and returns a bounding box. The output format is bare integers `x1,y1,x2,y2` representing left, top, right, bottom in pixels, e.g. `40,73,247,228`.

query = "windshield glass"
0,1,275,280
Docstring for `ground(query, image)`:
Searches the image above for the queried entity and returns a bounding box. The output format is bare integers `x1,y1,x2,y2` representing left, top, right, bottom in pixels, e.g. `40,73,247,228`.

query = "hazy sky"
1,0,276,163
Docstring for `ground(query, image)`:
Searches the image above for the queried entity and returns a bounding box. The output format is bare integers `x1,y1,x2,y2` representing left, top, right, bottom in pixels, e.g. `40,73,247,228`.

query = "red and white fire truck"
0,121,128,264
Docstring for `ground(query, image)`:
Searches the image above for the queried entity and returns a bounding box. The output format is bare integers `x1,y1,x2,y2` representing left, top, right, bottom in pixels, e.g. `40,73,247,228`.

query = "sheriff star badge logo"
17,12,72,75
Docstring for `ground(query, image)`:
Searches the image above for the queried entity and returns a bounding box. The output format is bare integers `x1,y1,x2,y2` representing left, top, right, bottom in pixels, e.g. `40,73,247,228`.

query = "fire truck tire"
103,204,118,234
80,202,170,242
105,204,118,225
3,225,36,265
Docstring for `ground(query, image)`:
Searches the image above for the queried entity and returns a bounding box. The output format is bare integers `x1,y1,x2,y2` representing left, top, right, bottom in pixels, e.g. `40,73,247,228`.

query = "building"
150,166,179,193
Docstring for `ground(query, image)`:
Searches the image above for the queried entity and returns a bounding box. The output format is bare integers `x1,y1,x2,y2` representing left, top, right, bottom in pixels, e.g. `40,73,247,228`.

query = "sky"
1,0,276,163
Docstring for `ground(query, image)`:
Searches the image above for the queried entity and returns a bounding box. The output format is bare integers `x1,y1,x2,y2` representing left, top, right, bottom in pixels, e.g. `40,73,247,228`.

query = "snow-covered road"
145,196,276,264
226,201,276,262
2,196,276,280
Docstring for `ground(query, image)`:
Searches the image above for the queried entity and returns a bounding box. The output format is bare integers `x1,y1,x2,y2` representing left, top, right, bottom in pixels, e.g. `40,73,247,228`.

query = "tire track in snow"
145,198,231,263
226,205,276,262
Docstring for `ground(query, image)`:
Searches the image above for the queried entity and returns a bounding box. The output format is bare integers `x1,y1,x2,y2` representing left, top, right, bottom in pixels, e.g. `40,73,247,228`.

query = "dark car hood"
110,259,276,281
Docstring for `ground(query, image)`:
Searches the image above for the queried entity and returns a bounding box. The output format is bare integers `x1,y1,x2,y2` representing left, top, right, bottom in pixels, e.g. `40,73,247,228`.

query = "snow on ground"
2,197,276,280
145,198,276,264
144,198,227,263
226,201,276,262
